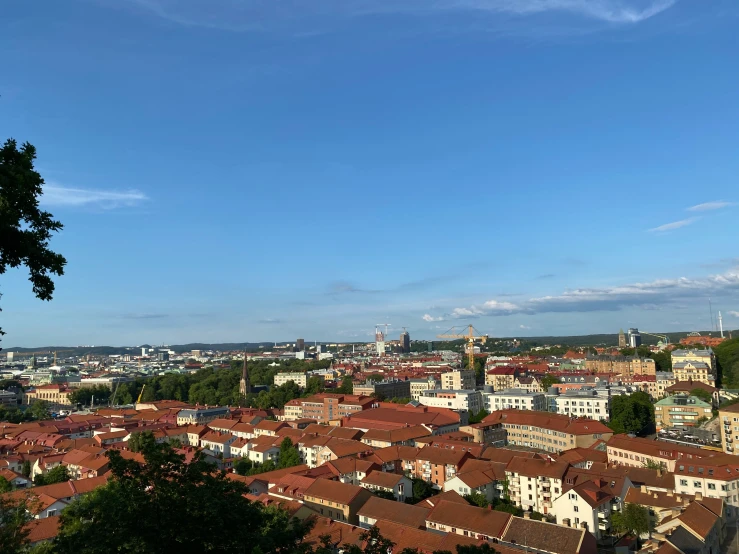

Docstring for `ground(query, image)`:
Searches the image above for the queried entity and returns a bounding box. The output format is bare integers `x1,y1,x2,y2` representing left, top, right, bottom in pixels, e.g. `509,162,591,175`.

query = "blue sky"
2,0,739,347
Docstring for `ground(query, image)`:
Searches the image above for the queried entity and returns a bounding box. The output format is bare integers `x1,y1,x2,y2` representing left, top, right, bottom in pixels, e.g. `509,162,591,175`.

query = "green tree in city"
53,442,314,554
611,503,652,547
0,138,67,345
0,475,12,493
464,491,489,508
342,526,395,554
127,430,157,453
305,376,325,395
278,437,302,469
689,388,712,403
540,374,561,391
372,489,396,501
337,375,354,394
642,459,666,471
468,408,489,424
29,401,51,421
234,458,253,476
649,351,672,372
21,460,31,478
0,495,31,554
411,478,434,502
608,391,654,435
34,464,69,486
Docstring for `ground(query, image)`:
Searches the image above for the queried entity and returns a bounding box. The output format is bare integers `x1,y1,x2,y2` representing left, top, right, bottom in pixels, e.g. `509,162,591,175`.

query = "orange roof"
304,479,368,505
358,495,430,528
484,409,612,435
427,499,511,538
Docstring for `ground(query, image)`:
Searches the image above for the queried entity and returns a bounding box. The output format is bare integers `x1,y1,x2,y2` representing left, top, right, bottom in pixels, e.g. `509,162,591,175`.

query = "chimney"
695,492,703,501
523,512,531,519
640,485,647,493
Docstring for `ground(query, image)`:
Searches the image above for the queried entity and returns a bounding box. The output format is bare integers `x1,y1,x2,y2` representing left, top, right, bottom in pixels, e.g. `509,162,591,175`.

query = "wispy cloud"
258,318,283,324
688,200,736,212
537,274,556,280
423,314,446,322
519,324,531,329
42,183,148,209
728,311,739,318
430,268,739,319
116,0,677,34
648,217,698,233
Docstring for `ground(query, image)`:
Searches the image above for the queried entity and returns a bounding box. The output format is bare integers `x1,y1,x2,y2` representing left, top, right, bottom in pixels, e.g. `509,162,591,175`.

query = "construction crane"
136,384,146,404
437,325,489,371
642,332,671,345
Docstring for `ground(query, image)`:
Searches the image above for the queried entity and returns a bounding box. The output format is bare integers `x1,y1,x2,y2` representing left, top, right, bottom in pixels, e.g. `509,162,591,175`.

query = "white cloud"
519,324,531,329
648,217,698,233
449,269,739,317
728,311,739,317
423,314,445,322
42,183,148,209
688,200,736,212
117,0,676,33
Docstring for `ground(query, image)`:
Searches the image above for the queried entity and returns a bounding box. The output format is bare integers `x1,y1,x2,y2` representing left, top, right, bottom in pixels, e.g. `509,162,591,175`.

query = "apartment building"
672,348,716,371
553,479,617,539
482,410,613,453
411,446,471,489
441,370,475,391
353,379,411,400
672,456,739,515
585,356,656,377
672,361,715,386
283,393,376,423
554,389,610,422
513,376,542,393
419,389,483,415
176,405,229,426
409,377,438,401
505,458,568,514
24,385,73,406
719,403,739,454
302,479,373,525
483,389,546,412
425,499,512,541
656,372,676,399
655,395,712,429
606,434,712,471
273,372,309,387
343,405,461,434
484,367,519,390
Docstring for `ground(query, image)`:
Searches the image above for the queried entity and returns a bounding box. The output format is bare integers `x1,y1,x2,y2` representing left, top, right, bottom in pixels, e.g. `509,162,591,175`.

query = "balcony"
599,521,609,531
598,510,608,519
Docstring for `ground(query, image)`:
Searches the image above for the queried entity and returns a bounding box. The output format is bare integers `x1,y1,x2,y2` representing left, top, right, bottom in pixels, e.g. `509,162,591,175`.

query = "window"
680,479,688,486
708,483,716,490
694,482,701,488
573,506,579,512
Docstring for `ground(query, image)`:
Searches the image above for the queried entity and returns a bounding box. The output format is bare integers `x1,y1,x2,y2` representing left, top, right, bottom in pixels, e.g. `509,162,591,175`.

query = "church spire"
239,351,250,396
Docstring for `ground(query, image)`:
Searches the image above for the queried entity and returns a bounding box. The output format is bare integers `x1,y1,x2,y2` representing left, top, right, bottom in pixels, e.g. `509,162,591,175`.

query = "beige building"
441,370,475,390
24,384,73,406
353,379,410,400
483,410,613,453
273,372,309,388
672,348,716,370
585,356,656,377
672,361,715,386
655,395,712,430
409,377,438,401
302,479,373,525
719,403,739,454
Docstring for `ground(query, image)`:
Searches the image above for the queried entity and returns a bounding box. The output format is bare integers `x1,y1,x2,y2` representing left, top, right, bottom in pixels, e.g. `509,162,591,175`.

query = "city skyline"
2,0,739,346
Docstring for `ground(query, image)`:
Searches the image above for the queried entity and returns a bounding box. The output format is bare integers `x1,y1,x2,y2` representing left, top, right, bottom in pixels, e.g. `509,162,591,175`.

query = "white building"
505,458,568,515
441,370,475,390
273,372,309,387
409,377,438,401
419,389,483,415
553,480,617,539
483,389,547,413
554,389,611,422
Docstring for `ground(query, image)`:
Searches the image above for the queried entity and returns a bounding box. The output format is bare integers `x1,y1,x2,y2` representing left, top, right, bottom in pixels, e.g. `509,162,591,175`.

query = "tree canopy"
608,391,654,435
53,442,313,554
0,138,66,344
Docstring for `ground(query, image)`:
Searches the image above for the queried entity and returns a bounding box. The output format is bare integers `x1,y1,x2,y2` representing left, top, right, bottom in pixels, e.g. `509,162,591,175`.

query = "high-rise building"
400,330,411,354
6,352,13,362
375,329,385,357
618,329,626,348
296,338,305,352
627,328,642,348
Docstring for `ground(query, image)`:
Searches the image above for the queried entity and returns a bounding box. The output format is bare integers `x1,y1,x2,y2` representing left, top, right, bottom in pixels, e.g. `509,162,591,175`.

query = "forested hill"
5,330,735,356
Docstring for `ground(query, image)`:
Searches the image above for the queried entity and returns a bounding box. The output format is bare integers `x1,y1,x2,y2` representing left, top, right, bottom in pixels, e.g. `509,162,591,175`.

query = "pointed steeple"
239,351,250,396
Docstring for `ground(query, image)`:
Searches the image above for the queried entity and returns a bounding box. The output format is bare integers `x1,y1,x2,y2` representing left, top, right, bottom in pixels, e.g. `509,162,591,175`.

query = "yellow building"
654,395,712,429
719,403,739,454
24,384,72,406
